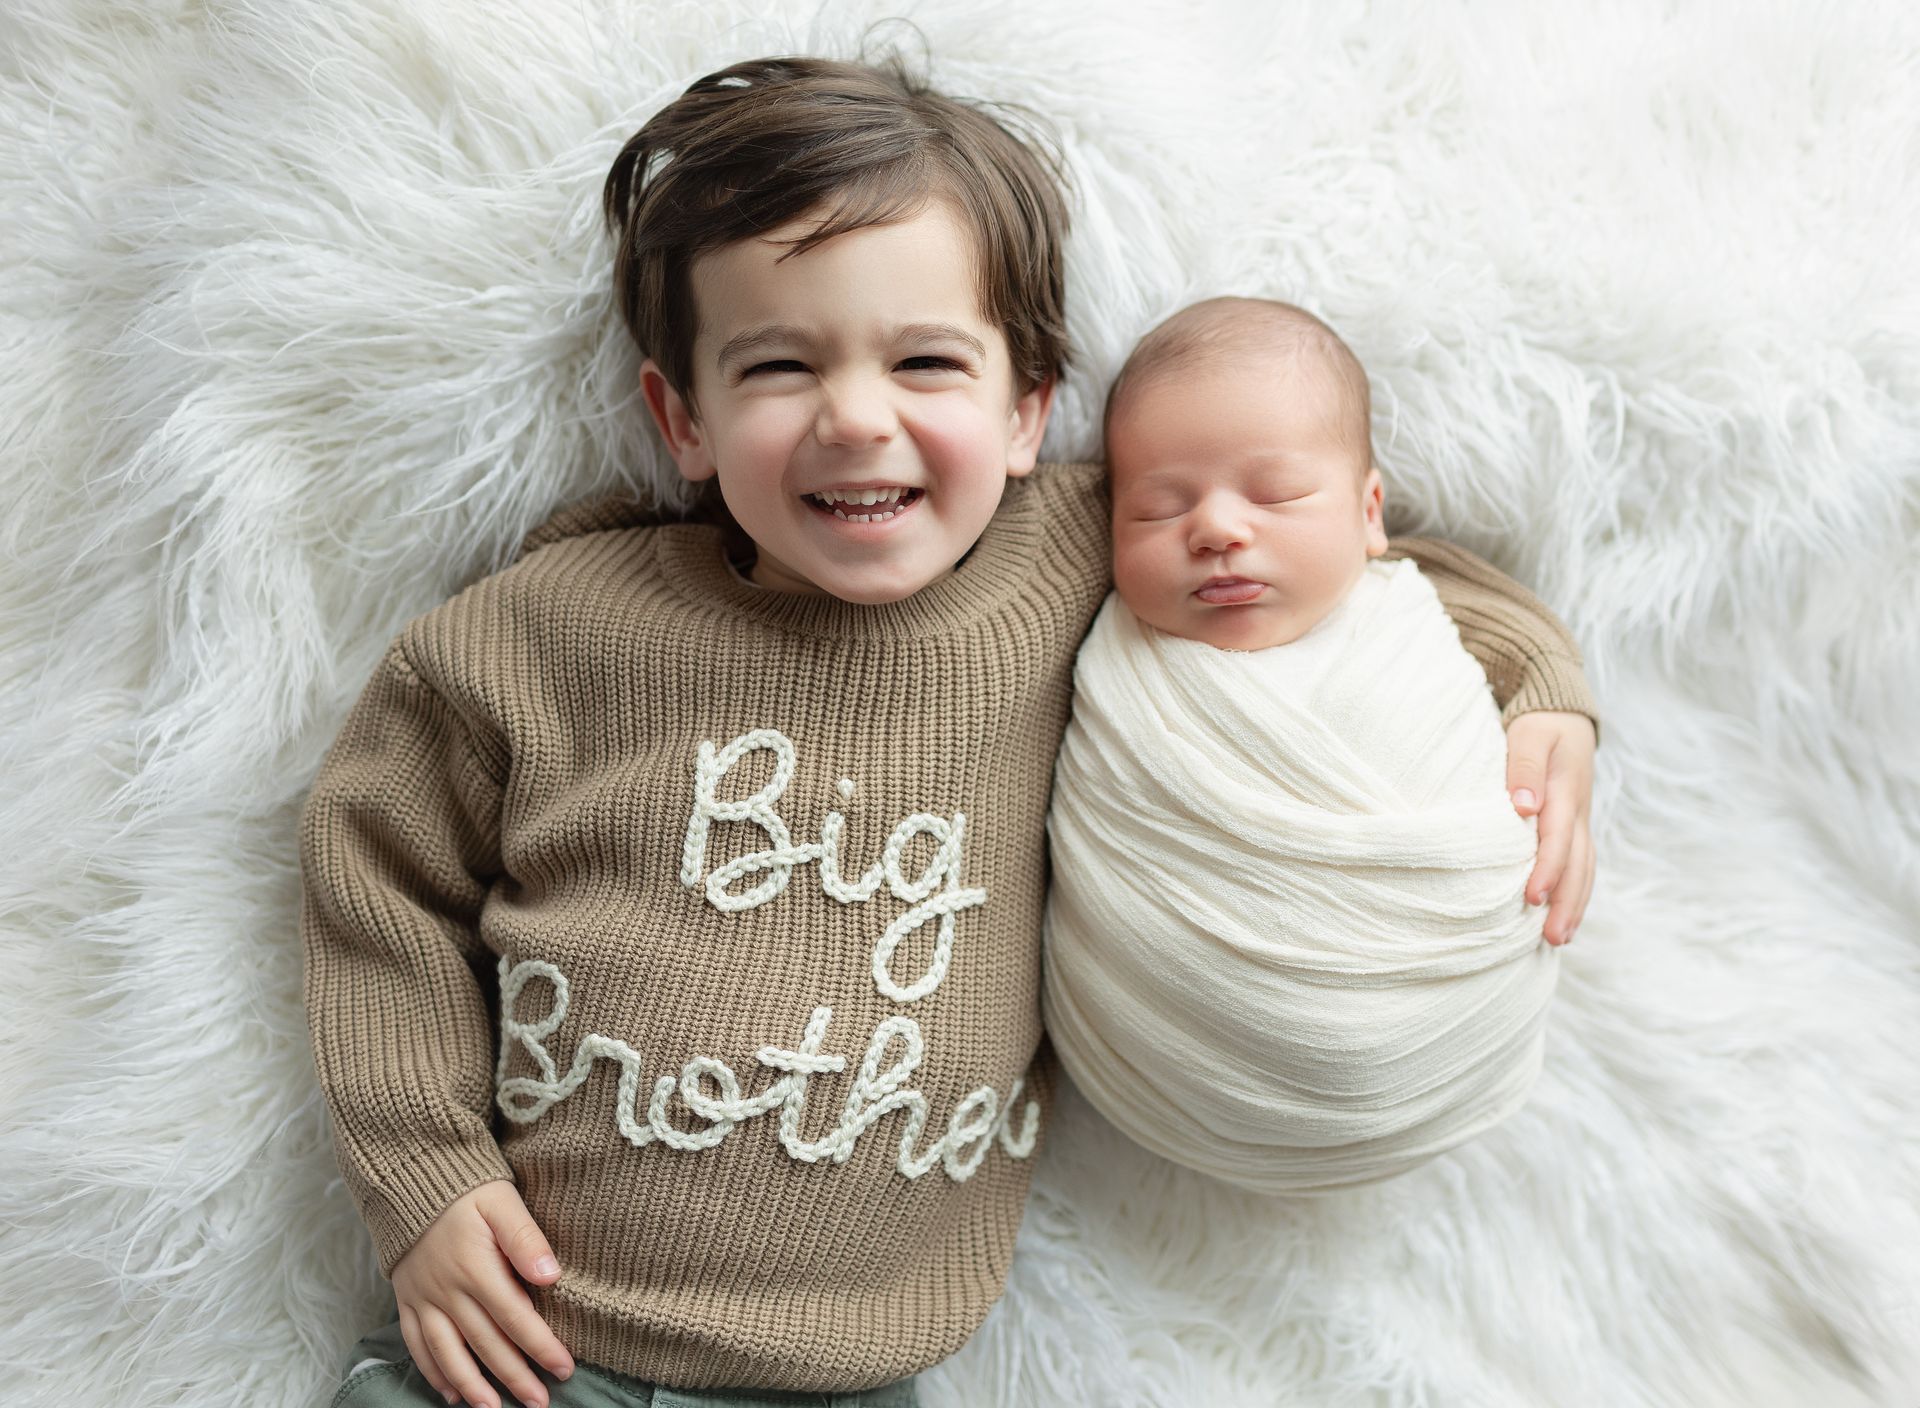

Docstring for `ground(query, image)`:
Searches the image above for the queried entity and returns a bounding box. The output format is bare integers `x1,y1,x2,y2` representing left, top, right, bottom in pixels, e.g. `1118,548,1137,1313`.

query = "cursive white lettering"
678,728,987,1004
493,955,1042,1182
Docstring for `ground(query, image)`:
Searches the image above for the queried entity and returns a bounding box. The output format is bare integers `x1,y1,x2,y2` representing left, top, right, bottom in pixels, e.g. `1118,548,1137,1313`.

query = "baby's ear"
1005,376,1057,477
1362,465,1390,556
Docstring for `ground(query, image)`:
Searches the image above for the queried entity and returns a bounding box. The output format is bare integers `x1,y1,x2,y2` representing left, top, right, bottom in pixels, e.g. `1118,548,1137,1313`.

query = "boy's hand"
1503,710,1597,946
390,1179,575,1408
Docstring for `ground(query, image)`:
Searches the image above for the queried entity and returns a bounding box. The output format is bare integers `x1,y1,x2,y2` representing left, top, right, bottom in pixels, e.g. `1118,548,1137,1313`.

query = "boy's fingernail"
534,1257,559,1276
1513,788,1537,810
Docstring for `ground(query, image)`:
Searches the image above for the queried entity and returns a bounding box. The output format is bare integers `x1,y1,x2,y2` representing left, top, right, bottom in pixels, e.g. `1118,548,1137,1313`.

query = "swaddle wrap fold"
1042,558,1560,1194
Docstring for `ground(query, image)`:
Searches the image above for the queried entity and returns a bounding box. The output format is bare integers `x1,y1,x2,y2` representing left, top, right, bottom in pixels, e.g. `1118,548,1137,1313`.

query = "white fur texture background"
3,2,1916,1405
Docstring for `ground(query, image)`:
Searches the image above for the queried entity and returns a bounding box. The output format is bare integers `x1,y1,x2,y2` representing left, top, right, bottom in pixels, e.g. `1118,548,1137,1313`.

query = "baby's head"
601,53,1072,604
1104,297,1389,650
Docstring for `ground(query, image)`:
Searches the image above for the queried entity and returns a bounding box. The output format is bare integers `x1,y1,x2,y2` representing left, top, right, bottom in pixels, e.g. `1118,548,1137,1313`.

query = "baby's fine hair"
601,51,1075,420
1104,297,1375,471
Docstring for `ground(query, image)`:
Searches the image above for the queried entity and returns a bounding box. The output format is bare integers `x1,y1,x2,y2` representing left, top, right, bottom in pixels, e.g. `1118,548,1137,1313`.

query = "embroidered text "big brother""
491,728,1040,1183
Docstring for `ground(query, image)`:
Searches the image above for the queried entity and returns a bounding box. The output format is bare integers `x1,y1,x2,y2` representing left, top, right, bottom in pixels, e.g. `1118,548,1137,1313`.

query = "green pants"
329,1317,921,1408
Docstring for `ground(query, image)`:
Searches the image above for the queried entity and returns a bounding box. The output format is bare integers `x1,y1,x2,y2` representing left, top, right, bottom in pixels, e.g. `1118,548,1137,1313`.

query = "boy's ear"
639,359,716,483
1005,375,1057,478
1362,465,1389,556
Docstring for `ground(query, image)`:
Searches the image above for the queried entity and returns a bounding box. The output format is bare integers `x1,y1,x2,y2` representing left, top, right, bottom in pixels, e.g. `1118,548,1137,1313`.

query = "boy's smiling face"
638,200,1054,603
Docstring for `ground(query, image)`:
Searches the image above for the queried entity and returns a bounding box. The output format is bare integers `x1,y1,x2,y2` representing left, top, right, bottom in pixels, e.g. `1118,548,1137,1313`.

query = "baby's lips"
1194,578,1266,604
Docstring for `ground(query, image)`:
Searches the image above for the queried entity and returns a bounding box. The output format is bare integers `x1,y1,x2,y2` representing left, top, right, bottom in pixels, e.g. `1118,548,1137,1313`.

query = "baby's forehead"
1146,349,1343,402
1114,353,1352,445
1107,299,1372,469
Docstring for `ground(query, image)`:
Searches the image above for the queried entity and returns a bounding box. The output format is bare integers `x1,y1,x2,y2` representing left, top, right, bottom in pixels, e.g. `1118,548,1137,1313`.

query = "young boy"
1044,296,1583,1197
301,55,1599,1408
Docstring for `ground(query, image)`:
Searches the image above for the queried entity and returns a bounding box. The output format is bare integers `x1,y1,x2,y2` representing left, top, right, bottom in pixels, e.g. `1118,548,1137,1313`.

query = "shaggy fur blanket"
2,3,1915,1405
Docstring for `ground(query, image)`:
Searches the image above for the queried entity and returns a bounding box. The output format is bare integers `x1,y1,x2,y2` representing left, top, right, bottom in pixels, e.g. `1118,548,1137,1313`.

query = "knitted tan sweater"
298,460,1595,1392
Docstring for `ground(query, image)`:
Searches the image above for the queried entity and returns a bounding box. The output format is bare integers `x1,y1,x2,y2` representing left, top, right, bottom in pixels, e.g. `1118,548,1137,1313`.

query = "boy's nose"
814,377,897,448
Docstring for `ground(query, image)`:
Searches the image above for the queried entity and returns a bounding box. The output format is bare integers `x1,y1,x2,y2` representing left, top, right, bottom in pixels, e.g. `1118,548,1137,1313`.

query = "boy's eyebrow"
715,324,811,372
714,322,987,371
895,323,988,358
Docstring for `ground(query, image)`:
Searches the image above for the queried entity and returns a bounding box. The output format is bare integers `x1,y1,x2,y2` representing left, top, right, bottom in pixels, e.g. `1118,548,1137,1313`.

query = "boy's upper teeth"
815,486,912,505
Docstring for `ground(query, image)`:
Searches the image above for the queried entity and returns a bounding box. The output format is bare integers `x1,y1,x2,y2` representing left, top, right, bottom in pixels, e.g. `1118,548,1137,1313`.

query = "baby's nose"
1188,500,1253,551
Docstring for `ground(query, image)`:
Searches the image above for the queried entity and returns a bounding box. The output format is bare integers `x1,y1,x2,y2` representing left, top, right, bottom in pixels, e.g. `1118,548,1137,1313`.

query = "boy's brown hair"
601,51,1074,423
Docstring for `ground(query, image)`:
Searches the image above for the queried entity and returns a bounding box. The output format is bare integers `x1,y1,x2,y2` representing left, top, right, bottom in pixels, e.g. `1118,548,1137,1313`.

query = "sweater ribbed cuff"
352,1139,517,1279
1499,650,1601,743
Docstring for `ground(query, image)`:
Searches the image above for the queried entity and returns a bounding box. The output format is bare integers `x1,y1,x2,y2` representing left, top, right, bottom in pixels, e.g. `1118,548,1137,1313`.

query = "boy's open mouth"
802,486,924,524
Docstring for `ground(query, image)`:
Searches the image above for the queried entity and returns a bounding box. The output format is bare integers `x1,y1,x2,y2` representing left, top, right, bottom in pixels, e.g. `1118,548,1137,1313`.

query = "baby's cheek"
1111,533,1178,621
1111,536,1145,598
1263,515,1336,578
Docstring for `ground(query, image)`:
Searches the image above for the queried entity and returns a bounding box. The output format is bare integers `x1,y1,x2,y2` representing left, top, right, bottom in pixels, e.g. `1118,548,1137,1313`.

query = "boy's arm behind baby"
298,636,517,1279
1383,535,1598,737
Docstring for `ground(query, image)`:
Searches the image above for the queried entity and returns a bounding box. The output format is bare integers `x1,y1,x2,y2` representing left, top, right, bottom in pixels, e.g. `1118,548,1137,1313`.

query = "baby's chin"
1120,591,1341,652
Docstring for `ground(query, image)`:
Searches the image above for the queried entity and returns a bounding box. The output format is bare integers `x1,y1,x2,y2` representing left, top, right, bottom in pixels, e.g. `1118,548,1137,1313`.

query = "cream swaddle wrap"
1042,557,1561,1194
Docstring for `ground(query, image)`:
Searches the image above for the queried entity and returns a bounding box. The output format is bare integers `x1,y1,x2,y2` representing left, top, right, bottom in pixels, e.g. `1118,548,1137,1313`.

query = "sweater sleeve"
299,638,516,1278
1382,535,1600,740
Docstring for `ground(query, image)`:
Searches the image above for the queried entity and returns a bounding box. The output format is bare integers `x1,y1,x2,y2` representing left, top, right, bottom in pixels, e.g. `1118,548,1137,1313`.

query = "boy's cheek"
717,412,806,484
903,399,1019,478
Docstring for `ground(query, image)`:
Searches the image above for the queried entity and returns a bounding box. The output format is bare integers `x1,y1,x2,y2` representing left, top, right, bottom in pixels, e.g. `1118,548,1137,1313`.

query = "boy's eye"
742,358,962,377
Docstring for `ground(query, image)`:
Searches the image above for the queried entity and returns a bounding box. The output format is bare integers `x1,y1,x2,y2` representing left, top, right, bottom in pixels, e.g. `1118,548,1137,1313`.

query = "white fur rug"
4,3,1916,1405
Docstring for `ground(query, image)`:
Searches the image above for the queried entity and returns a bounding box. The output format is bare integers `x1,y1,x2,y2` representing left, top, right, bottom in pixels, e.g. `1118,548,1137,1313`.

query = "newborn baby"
1042,297,1561,1194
